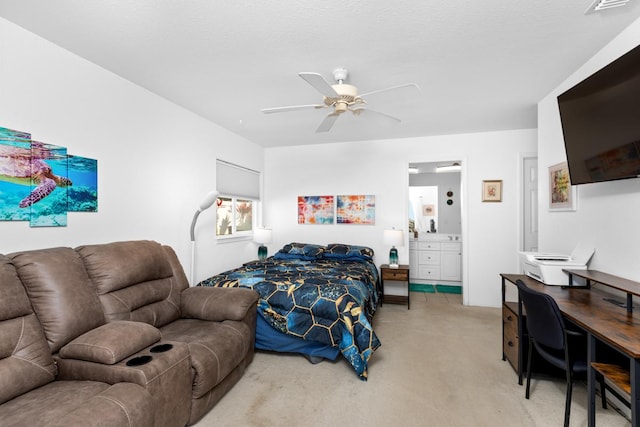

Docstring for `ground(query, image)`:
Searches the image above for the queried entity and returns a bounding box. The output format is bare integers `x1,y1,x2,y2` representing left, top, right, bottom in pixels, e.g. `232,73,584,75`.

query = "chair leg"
526,338,533,399
564,370,573,427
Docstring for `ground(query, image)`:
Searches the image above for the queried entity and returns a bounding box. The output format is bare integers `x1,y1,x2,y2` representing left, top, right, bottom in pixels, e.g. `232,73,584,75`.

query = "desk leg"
517,293,524,386
633,358,639,427
588,333,596,427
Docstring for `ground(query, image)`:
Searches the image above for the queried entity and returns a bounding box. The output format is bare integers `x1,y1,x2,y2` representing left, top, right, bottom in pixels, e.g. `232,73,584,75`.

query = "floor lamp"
190,191,218,286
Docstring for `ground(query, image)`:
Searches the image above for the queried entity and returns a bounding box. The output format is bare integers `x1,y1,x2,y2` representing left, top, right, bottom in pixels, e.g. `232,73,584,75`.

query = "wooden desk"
501,273,640,427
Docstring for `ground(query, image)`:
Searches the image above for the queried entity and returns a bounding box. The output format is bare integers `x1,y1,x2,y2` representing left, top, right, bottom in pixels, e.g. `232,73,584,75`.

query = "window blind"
216,159,261,200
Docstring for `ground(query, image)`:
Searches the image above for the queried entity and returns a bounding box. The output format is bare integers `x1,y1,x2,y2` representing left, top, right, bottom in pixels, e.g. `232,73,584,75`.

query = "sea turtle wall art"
0,126,97,227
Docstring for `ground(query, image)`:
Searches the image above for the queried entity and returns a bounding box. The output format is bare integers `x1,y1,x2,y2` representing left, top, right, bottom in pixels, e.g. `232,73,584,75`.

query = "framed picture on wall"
482,180,502,202
549,162,577,211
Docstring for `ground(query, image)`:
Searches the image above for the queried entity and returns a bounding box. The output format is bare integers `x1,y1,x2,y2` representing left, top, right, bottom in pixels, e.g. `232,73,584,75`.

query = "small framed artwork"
482,180,502,202
422,204,435,216
549,162,576,211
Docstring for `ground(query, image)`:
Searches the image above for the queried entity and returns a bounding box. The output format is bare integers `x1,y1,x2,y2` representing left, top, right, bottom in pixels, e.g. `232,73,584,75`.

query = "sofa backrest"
76,240,188,328
0,254,57,404
9,247,106,354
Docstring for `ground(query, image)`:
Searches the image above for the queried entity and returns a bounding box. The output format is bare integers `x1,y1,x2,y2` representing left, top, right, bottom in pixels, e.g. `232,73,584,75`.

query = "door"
523,157,538,252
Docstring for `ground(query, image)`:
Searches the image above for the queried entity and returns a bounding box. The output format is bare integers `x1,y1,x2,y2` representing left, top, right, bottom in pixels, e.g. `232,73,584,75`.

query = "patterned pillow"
274,243,325,260
323,243,374,261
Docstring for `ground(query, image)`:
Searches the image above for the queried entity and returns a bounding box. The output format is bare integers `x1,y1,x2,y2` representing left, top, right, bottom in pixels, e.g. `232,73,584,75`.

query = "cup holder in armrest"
126,355,153,366
150,343,173,353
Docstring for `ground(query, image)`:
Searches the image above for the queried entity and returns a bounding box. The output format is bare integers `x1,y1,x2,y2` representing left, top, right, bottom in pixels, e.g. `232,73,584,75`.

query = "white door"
523,157,538,252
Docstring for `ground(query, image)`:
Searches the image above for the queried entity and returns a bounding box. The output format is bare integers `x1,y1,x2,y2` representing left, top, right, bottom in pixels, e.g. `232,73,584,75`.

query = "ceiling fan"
261,68,419,133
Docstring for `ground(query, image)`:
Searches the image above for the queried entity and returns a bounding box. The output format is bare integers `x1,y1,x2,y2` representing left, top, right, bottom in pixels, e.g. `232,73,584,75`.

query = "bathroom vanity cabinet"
409,237,461,283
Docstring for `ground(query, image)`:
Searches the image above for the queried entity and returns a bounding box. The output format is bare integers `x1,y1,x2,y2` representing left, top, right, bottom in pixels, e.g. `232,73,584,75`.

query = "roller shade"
216,159,261,200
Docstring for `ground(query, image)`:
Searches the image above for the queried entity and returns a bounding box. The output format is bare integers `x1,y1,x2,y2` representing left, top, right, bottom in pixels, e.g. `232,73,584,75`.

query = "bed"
197,242,381,380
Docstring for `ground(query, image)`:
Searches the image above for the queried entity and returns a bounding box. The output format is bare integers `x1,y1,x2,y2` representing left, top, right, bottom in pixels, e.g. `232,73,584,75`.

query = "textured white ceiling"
1,1,639,147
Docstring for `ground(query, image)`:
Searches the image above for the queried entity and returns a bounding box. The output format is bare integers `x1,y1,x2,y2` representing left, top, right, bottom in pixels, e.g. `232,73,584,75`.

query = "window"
215,159,261,239
216,196,254,237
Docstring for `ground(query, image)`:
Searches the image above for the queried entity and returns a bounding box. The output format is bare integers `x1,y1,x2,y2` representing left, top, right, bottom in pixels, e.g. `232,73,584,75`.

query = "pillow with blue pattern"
274,242,325,260
323,243,374,261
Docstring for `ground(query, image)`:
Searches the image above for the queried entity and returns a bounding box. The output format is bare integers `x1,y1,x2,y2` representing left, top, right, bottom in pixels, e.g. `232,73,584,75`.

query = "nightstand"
380,264,411,309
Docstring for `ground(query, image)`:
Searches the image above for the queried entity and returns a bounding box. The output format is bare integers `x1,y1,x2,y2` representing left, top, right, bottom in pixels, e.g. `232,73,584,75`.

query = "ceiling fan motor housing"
326,83,360,111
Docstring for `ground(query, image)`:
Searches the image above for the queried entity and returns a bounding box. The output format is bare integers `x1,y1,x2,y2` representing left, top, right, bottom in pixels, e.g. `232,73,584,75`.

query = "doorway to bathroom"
408,161,464,302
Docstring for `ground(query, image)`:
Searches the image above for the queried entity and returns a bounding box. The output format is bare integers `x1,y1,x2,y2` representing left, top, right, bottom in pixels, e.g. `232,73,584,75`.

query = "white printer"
518,243,595,286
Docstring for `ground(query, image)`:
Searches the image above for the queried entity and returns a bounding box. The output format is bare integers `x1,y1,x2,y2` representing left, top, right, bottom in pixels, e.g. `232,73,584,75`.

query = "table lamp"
254,227,273,261
383,228,404,268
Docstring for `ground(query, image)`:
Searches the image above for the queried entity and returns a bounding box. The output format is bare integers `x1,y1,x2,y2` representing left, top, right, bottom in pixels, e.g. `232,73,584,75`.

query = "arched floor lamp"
190,191,218,286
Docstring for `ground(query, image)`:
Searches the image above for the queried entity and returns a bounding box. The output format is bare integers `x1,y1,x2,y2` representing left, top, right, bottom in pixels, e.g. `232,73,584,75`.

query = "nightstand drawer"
382,269,409,281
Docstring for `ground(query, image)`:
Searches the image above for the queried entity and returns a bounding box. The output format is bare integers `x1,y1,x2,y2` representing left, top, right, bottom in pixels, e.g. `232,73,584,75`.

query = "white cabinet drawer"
418,242,441,251
418,266,440,279
418,251,440,265
441,242,461,252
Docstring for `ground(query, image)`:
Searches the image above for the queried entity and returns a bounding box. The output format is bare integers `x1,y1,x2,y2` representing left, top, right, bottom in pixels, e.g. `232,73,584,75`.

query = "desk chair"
515,279,588,427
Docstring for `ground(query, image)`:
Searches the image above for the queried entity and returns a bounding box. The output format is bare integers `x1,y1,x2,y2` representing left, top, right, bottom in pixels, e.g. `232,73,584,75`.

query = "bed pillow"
323,243,374,261
274,243,325,260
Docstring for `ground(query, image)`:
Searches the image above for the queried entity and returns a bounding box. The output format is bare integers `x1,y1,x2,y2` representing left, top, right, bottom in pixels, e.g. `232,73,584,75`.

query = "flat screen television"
557,43,640,185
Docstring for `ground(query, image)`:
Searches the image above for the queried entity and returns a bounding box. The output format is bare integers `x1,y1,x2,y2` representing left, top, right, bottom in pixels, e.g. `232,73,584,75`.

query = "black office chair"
515,279,588,427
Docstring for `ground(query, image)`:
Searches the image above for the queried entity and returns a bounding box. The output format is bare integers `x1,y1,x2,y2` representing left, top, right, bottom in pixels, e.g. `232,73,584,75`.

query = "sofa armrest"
59,321,161,364
181,286,259,321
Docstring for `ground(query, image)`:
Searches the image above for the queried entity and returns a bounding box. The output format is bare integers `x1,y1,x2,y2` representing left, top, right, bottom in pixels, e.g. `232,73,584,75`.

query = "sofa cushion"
0,380,155,427
77,241,183,327
9,247,105,353
181,286,259,322
59,321,161,365
0,255,57,405
160,318,253,399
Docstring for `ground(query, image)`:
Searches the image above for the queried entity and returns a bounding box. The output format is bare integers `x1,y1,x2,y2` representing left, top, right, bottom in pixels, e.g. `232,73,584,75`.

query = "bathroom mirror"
409,161,462,235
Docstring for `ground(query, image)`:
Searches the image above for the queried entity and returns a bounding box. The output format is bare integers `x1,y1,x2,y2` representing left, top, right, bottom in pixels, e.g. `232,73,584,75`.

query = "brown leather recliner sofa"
0,240,259,426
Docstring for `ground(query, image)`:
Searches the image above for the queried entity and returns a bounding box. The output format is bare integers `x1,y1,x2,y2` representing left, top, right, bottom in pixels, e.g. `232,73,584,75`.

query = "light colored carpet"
195,292,630,427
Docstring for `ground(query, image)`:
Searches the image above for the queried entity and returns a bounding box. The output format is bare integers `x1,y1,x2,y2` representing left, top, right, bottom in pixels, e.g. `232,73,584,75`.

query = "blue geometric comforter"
198,254,381,380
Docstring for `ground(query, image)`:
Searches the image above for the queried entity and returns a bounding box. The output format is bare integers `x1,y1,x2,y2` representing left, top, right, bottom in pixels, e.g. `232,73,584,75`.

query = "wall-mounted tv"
557,43,640,185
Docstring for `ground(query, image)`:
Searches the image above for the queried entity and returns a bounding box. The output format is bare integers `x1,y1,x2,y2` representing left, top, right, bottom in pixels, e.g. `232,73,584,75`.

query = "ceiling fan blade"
299,72,338,98
316,113,341,133
352,107,401,123
261,104,325,114
359,83,420,98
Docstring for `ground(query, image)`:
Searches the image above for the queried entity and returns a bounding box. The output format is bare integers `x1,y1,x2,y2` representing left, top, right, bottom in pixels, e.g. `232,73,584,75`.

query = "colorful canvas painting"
298,195,334,224
337,195,375,224
0,126,98,227
67,155,98,212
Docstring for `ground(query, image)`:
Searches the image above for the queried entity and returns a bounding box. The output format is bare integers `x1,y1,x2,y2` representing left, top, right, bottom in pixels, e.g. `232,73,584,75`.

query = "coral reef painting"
0,126,97,227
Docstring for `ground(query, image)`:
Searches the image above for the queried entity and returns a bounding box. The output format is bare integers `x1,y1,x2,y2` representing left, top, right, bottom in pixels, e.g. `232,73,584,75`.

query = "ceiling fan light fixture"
585,0,631,14
436,163,461,173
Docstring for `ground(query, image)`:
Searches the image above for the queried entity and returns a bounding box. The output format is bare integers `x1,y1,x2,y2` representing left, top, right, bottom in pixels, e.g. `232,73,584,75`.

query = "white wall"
264,129,537,307
0,18,264,283
538,17,640,282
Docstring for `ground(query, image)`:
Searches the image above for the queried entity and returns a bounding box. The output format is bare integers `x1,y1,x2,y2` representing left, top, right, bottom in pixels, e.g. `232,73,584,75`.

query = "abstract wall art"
336,194,375,224
297,195,334,224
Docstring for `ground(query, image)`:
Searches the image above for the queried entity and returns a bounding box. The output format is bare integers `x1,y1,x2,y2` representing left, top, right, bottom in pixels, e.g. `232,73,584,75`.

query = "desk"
501,273,640,427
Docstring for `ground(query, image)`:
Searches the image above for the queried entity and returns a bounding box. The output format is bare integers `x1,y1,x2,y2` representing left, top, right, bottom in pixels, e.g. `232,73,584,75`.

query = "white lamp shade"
254,228,273,244
199,191,219,211
383,229,404,247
